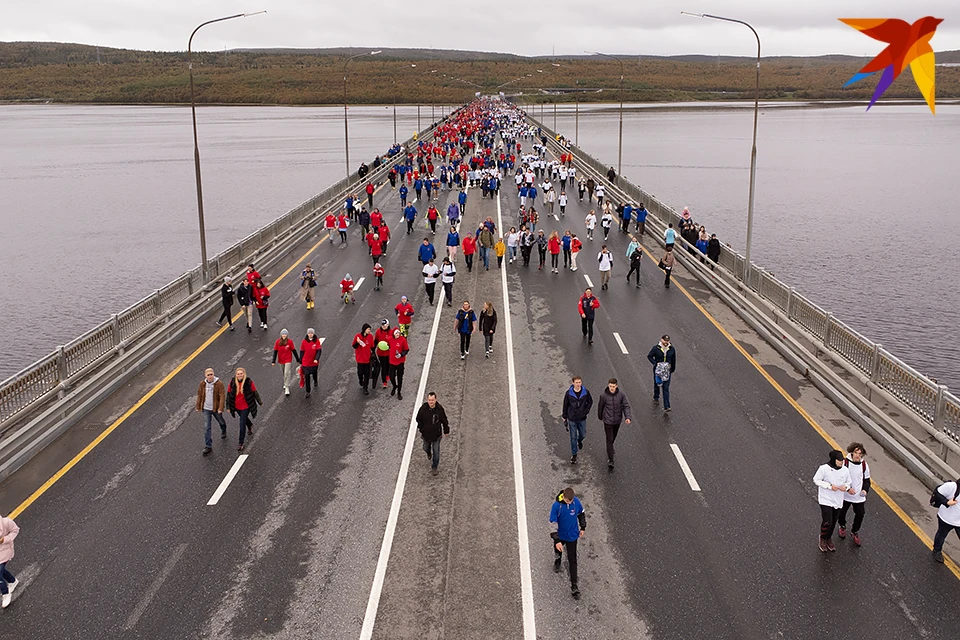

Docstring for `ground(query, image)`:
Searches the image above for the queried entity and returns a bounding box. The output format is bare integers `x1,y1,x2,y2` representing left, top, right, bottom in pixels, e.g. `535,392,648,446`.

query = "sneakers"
284,387,290,396
202,446,212,456
7,580,18,595
933,549,945,563
221,430,227,439
571,584,581,600
1,593,10,609
826,540,837,552
818,538,829,553
577,438,583,451
431,467,438,475
237,444,245,452
571,455,578,464
607,459,614,470
838,526,846,539
554,557,562,573
852,532,862,546
461,354,465,360
426,450,433,461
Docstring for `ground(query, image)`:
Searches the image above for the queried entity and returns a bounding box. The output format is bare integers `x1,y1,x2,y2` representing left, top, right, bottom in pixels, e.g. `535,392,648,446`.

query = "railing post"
823,312,834,349
786,287,796,320
57,345,68,394
111,314,123,355
154,290,163,317
935,385,949,459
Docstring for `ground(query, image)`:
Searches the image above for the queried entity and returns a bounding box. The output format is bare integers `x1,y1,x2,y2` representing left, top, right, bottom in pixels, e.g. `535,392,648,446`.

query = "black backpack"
930,480,960,508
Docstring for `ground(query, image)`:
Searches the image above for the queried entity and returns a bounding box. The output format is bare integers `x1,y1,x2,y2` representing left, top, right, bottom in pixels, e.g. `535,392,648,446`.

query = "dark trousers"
460,332,472,354
550,253,559,269
257,307,268,324
356,362,370,391
664,267,672,288
218,304,233,326
653,375,671,410
621,217,630,232
554,538,579,587
379,355,390,384
367,193,374,208
391,363,405,393
933,516,960,552
484,333,494,352
406,219,414,234
820,504,841,540
443,282,453,303
581,317,594,341
562,249,571,268
465,253,473,272
838,501,865,532
429,218,437,233
203,409,227,448
521,247,532,266
497,255,503,268
425,282,436,305
604,423,621,461
302,365,318,393
636,220,645,235
237,408,251,446
423,437,441,469
627,265,641,285
0,562,15,595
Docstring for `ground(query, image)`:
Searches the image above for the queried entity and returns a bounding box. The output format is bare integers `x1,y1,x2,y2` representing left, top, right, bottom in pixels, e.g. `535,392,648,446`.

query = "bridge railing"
0,118,447,448
526,113,960,452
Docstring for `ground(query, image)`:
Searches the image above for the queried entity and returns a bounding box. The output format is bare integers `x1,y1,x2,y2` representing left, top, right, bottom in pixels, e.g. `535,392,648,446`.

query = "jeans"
581,317,594,341
562,249,571,268
653,375,671,410
554,538,579,587
484,333,494,352
838,501,865,533
508,245,517,261
0,562,15,595
460,332,472,354
604,423,620,461
237,408,251,446
423,437,441,469
933,516,960,552
443,282,454,304
302,365,318,393
568,419,587,457
203,409,227,448
479,246,490,269
465,253,474,272
820,504,841,540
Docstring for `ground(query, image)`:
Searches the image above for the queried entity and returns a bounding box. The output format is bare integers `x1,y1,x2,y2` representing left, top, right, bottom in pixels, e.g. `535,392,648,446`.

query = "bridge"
0,99,958,639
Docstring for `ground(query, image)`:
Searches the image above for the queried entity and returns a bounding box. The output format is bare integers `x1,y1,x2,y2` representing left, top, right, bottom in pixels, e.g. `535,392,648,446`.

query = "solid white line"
359,186,467,640
612,332,629,355
207,455,249,506
124,543,188,630
670,444,702,492
583,274,594,289
354,276,366,292
496,185,538,639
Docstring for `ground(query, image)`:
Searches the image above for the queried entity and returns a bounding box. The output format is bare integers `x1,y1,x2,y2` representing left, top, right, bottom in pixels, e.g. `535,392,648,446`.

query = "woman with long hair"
226,367,263,452
479,302,498,358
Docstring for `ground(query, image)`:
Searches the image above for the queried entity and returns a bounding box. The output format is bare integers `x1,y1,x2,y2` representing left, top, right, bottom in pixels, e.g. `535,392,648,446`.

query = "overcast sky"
4,0,960,58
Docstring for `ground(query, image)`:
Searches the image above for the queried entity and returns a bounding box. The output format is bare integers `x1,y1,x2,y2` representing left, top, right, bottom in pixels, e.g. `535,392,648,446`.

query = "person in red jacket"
252,278,270,329
324,213,336,244
299,328,322,397
245,264,261,285
352,323,374,395
365,181,375,209
395,295,415,336
373,262,385,291
462,234,477,273
226,367,262,452
337,213,349,245
427,205,440,235
370,234,383,264
340,274,355,304
272,328,301,396
370,208,383,235
375,319,393,388
388,327,410,401
570,234,583,272
378,222,391,255
548,231,562,274
578,287,601,345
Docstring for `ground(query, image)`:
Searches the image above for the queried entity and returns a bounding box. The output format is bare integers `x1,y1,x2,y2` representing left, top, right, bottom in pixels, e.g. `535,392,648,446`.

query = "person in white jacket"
0,515,20,608
838,442,871,546
932,478,960,563
813,450,853,552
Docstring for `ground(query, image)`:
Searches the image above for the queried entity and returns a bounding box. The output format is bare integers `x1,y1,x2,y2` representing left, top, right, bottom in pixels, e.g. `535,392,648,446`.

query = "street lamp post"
343,50,382,181
188,11,265,283
590,51,624,180
681,12,760,281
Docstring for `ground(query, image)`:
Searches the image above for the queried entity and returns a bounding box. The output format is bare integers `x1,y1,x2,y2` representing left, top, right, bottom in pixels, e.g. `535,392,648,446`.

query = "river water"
1,103,958,388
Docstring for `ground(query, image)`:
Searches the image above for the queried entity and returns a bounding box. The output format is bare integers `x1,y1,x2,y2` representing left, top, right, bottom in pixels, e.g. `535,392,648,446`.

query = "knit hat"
280,329,288,336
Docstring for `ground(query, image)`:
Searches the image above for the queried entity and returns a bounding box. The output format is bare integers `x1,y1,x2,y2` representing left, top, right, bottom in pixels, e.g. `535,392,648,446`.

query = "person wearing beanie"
218,276,235,330
272,329,301,396
549,487,586,600
352,324,374,395
374,319,393,389
300,329,322,398
812,449,853,552
838,442,871,546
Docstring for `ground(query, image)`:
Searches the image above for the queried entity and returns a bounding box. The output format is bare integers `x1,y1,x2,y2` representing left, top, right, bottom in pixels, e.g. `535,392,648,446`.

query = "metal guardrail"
525,113,960,450
0,118,447,441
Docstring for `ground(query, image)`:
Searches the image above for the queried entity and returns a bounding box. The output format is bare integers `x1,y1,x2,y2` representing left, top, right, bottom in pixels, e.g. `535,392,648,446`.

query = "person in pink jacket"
1,515,20,608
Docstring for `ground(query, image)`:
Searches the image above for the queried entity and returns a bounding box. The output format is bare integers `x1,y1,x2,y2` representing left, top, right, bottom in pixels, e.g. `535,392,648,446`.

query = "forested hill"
2,41,959,105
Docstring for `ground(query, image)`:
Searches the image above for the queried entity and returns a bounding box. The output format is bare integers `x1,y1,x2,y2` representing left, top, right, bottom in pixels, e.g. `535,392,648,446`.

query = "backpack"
930,480,960,508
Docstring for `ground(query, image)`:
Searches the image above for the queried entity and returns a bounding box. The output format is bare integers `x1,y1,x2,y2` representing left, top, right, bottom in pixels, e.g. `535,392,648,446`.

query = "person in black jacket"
226,368,263,452
706,234,721,270
647,335,677,411
597,378,632,469
218,276,235,331
236,280,252,333
416,392,450,475
562,376,593,464
479,301,498,357
627,246,643,288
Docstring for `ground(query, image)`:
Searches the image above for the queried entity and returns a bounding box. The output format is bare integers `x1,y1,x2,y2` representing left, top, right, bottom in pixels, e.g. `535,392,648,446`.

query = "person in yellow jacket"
494,237,506,269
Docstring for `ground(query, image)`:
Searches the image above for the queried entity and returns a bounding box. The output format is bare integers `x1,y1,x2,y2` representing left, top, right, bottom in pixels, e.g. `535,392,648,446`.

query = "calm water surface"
2,103,958,388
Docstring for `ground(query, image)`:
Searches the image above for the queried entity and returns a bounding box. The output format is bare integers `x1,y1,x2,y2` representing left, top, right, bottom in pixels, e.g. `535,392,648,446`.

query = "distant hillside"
1,41,958,105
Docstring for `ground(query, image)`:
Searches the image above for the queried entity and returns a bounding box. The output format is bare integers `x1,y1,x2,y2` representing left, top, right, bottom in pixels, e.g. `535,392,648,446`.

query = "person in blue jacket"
561,376,593,464
620,203,633,233
458,189,468,216
404,204,418,234
414,177,424,201
634,203,649,235
418,237,436,265
528,184,538,206
399,184,409,208
550,487,586,600
446,226,461,262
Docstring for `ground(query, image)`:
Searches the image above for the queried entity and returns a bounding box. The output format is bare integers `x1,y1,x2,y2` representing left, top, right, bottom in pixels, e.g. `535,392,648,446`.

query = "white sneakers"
283,387,290,396
1,592,11,609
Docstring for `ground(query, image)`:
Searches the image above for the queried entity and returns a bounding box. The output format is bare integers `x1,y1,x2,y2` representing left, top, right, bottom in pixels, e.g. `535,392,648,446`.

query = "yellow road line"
641,244,960,578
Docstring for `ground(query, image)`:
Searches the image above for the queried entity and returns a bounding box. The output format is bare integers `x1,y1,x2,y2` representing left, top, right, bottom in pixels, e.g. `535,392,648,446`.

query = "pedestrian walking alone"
0,515,20,609
272,329,301,396
838,442,871,547
300,328,322,397
562,376,593,464
584,210,597,241
479,301,497,357
597,378,632,469
226,367,262,452
441,257,457,307
416,392,450,475
578,287,600,344
931,477,960,563
813,450,853,552
197,367,227,456
300,264,317,310
598,245,614,290
550,487,586,600
647,335,676,411
395,295,415,336
218,276,235,330
600,209,613,240
659,245,676,288
626,240,643,288
455,300,477,360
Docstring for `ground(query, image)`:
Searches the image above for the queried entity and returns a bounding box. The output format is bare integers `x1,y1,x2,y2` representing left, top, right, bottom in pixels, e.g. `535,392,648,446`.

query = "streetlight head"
242,10,267,17
680,11,704,18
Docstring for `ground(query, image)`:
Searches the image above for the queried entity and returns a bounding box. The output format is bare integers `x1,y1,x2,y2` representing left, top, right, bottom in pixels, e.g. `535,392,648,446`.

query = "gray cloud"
3,0,960,57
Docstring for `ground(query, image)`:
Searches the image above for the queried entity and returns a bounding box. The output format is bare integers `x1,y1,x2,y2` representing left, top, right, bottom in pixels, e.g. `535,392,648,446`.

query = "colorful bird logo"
840,17,943,113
